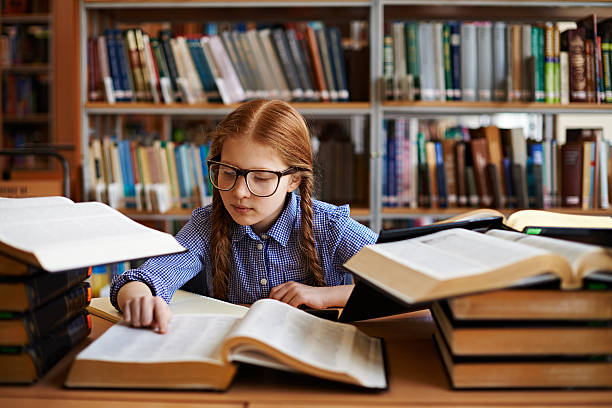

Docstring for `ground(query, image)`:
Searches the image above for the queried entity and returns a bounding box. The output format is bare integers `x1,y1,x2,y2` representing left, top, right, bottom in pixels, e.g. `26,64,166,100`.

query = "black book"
0,282,91,345
0,311,91,383
0,267,91,312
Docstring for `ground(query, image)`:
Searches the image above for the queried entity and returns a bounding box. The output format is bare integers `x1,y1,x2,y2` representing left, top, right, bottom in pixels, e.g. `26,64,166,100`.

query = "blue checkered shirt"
110,192,377,309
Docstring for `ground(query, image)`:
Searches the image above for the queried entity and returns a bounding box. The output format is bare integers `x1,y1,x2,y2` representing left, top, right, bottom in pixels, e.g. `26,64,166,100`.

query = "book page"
436,208,505,224
76,314,240,364
372,228,548,280
0,201,185,272
507,209,612,231
225,299,386,388
88,291,248,323
486,229,611,276
0,196,74,209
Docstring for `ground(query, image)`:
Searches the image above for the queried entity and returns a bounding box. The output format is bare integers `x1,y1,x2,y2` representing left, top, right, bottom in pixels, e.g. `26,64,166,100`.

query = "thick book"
343,227,612,305
0,267,91,312
447,275,612,321
431,301,612,356
0,311,91,383
65,299,388,391
433,328,612,389
0,196,185,273
0,282,91,345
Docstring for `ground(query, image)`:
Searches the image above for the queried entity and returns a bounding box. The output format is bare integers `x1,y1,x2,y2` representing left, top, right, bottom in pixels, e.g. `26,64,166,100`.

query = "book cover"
0,311,91,383
0,282,91,345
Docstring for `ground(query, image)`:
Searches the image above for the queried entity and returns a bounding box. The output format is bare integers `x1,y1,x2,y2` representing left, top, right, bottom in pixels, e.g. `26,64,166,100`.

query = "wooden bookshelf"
77,0,612,232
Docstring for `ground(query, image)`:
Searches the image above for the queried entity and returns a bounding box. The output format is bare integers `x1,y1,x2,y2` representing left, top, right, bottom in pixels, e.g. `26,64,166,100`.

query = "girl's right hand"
117,281,172,334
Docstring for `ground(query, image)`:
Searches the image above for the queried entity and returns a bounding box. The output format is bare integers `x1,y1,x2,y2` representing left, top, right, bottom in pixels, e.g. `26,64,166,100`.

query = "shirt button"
260,278,267,285
257,243,263,250
261,234,269,239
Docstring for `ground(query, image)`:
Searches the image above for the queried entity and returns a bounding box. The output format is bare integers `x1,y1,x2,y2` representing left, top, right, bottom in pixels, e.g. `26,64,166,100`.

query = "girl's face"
219,136,301,235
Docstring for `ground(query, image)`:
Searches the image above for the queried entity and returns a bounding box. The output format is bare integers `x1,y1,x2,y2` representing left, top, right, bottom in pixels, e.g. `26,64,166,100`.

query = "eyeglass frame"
206,159,308,197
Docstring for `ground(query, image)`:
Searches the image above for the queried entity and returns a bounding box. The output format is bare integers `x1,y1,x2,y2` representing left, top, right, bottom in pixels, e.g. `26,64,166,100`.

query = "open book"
65,299,387,390
343,228,612,304
440,208,612,230
88,290,249,323
0,196,186,272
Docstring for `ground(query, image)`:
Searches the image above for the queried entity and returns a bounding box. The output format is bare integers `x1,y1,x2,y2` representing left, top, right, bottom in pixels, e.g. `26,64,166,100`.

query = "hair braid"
299,175,324,286
210,189,232,300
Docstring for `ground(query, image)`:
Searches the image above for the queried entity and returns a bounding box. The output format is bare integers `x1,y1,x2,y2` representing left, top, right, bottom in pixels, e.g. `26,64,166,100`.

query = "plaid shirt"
110,192,377,308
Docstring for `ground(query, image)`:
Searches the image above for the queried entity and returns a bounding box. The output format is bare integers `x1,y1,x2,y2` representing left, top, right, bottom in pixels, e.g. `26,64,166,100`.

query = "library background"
1,0,611,295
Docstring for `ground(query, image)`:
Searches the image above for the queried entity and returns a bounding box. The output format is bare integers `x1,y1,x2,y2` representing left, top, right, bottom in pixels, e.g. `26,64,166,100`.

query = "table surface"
1,310,611,408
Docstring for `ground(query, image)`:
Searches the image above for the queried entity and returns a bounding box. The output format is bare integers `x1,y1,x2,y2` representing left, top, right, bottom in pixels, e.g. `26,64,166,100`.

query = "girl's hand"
269,282,354,309
117,281,172,333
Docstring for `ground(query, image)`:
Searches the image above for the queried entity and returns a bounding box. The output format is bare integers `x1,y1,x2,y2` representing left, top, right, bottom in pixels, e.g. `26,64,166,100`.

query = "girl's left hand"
269,282,354,309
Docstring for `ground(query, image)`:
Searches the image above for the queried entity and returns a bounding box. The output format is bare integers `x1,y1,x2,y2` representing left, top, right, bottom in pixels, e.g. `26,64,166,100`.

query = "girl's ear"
286,174,301,193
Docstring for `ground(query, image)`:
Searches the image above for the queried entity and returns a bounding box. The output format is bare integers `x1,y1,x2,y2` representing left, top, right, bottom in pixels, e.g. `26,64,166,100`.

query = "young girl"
111,99,377,333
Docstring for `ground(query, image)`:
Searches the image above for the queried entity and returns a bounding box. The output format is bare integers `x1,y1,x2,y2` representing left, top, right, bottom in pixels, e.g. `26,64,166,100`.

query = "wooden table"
1,311,611,408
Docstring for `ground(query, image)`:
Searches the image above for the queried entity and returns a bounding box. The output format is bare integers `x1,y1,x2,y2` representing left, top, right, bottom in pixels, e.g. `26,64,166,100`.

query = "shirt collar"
230,192,298,247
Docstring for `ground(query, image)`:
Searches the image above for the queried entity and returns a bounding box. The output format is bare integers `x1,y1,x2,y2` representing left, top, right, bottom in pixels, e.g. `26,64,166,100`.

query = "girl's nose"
232,176,251,198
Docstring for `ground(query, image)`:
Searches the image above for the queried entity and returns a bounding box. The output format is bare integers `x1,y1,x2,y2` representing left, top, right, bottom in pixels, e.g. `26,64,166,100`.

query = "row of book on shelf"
383,120,612,211
0,23,50,66
2,73,49,116
383,15,612,103
86,137,213,213
87,21,358,106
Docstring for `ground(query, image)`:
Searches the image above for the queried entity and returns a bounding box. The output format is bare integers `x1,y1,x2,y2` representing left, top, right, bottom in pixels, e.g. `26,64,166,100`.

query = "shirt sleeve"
325,205,378,285
110,208,211,310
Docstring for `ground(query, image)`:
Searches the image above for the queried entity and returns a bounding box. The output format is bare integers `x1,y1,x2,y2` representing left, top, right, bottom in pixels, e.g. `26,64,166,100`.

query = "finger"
130,299,141,327
154,298,172,334
269,282,291,300
140,296,154,327
122,299,132,323
287,292,305,308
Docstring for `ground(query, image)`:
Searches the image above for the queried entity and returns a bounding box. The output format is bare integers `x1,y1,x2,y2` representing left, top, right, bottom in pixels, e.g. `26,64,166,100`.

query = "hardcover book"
65,299,387,391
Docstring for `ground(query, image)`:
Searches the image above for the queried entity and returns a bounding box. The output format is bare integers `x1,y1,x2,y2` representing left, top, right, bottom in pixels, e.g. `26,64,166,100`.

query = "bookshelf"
79,0,612,233
0,2,53,171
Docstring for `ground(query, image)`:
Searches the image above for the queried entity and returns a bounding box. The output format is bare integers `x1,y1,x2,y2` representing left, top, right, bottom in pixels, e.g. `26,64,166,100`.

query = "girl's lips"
232,205,252,213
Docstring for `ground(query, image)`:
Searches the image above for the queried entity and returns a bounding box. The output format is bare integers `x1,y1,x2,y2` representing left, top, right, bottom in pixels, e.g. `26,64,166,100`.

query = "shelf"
120,206,371,222
1,64,50,73
381,207,612,220
2,114,50,123
85,102,372,116
382,101,612,115
83,0,372,8
0,13,51,24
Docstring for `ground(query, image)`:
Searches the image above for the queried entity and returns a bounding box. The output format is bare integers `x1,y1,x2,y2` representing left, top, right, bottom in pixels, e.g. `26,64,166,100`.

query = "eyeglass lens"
209,163,279,197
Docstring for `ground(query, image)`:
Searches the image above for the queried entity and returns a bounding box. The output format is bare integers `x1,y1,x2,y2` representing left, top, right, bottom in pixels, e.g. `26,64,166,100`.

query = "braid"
299,175,324,286
210,189,232,300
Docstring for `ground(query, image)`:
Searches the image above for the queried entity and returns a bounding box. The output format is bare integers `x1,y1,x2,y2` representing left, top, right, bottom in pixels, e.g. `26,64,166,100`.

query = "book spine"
477,22,493,101
328,26,349,101
492,22,507,101
103,29,124,101
159,30,182,101
2,267,92,312
305,25,329,101
435,142,447,208
521,24,532,102
602,27,612,102
272,28,304,100
286,28,315,100
29,311,91,380
532,26,545,102
442,23,454,101
460,22,477,101
568,28,587,102
383,34,394,101
449,21,461,100
314,23,337,101
433,22,446,101
417,130,430,207
4,282,92,345
419,22,436,101
114,29,134,101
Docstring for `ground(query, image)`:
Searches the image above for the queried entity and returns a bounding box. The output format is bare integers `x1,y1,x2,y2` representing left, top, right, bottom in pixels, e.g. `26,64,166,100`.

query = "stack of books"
342,210,612,389
0,254,92,383
0,195,187,383
431,273,612,389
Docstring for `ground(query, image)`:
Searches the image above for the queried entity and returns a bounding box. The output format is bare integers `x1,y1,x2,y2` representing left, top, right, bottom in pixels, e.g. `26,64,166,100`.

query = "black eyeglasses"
207,160,306,197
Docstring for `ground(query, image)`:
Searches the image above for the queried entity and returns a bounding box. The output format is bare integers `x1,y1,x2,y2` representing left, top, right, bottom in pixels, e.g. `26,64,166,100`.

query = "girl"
111,99,377,333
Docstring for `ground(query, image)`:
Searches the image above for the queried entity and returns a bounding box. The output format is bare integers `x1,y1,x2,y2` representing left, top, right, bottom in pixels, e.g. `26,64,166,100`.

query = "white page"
226,299,386,388
370,228,548,280
486,229,604,273
0,201,185,271
76,314,240,364
0,196,73,209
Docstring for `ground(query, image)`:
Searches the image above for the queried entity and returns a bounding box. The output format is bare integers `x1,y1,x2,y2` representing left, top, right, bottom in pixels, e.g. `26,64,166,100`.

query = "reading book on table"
441,208,612,245
66,299,387,391
0,196,186,272
343,228,612,305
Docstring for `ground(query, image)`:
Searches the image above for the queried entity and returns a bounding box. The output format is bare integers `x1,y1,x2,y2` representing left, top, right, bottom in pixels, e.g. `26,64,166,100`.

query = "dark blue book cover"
435,142,448,208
